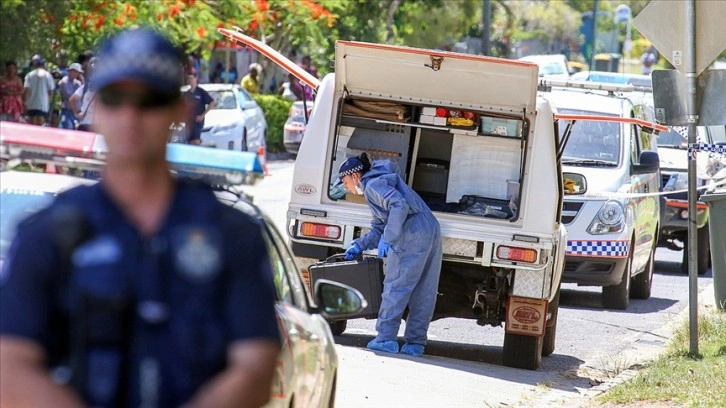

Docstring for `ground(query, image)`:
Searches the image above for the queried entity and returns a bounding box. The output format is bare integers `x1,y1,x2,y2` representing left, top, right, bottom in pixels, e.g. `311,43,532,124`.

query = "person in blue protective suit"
0,28,281,408
339,153,442,357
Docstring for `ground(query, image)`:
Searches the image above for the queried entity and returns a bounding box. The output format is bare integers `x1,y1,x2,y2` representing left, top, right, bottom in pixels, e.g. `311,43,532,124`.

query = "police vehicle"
656,125,726,276
219,28,568,371
539,79,667,310
0,122,364,408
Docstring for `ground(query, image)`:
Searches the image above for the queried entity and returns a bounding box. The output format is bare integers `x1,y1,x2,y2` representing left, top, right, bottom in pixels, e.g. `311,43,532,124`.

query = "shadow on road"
559,288,678,313
334,333,587,392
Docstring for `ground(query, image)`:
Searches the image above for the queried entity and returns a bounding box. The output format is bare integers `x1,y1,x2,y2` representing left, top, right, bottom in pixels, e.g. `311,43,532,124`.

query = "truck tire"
542,288,561,357
602,252,631,309
631,246,654,299
503,332,543,370
681,225,710,276
329,320,347,336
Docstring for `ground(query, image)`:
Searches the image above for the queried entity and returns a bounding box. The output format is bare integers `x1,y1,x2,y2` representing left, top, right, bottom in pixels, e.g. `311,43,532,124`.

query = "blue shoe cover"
366,339,399,353
400,343,425,357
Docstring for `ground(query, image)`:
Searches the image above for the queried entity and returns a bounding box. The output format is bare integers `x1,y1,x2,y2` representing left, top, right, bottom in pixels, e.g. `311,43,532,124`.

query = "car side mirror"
633,150,660,174
313,279,367,318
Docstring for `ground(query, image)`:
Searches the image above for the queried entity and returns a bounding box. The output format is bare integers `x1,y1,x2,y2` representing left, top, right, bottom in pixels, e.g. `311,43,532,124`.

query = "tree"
0,0,71,69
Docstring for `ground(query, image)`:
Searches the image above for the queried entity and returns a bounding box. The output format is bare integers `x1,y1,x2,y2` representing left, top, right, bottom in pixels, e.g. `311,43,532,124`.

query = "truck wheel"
329,320,347,336
542,288,560,357
681,225,710,276
503,332,543,370
602,252,631,309
631,246,654,299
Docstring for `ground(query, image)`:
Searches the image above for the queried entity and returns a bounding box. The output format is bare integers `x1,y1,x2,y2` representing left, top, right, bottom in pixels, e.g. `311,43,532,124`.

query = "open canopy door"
334,41,539,115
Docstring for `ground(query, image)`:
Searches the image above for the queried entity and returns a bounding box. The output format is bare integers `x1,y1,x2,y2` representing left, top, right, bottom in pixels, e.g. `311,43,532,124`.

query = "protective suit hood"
360,160,400,187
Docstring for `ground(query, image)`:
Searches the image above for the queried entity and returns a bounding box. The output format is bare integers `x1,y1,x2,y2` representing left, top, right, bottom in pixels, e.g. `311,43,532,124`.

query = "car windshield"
0,189,54,257
208,90,238,110
541,62,566,75
657,127,688,148
559,109,621,165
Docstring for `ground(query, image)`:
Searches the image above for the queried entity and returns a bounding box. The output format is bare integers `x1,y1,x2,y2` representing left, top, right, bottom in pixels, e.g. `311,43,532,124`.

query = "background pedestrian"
22,55,55,125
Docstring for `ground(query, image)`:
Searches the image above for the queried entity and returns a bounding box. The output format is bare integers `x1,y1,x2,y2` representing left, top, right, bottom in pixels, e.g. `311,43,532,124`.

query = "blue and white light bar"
166,143,264,186
1,122,264,186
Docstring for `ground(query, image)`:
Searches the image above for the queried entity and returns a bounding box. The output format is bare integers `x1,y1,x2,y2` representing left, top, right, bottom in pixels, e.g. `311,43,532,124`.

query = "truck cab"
219,30,566,370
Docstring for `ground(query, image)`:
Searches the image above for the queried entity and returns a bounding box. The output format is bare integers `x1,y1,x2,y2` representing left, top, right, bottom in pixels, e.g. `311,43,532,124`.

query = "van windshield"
559,109,620,166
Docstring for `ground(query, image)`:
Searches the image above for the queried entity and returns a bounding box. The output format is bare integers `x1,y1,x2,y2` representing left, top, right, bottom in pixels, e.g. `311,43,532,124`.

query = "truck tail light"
300,222,341,240
496,246,537,263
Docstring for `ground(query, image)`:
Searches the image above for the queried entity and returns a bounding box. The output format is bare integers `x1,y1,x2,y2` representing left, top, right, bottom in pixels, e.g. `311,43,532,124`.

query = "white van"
220,30,567,370
540,79,665,310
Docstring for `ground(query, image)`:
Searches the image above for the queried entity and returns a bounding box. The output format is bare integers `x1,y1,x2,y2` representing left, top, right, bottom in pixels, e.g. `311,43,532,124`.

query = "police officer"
339,153,442,357
0,28,281,408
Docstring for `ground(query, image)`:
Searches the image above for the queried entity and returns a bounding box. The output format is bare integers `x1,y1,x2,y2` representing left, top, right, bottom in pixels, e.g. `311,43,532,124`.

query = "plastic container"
701,187,726,311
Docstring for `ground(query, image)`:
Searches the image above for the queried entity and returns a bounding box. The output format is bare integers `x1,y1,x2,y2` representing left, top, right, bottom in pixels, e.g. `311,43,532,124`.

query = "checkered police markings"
688,142,726,160
566,240,629,257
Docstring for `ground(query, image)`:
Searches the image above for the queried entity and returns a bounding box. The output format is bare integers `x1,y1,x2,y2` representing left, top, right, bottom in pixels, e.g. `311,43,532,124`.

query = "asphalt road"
245,159,714,407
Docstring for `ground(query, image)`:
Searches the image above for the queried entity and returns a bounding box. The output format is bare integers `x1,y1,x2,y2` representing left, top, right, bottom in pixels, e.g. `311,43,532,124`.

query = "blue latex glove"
344,243,362,260
377,240,391,258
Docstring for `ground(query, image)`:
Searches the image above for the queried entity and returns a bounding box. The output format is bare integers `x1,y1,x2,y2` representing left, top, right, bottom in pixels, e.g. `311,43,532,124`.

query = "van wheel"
542,287,560,357
503,332,543,370
681,225,710,276
329,320,347,336
631,246,654,299
602,252,631,309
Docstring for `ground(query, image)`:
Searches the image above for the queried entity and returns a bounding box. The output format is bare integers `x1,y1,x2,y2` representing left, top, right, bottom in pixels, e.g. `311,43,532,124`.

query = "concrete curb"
517,283,718,407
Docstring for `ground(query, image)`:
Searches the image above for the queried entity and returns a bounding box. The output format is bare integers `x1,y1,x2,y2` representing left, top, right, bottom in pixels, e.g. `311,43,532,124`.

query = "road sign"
633,0,726,76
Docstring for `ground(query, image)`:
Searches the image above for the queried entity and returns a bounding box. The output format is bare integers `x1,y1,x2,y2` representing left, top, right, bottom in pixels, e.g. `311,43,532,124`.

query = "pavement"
515,282,721,407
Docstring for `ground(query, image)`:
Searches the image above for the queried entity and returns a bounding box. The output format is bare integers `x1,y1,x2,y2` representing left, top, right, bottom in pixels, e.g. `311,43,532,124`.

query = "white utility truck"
219,28,567,370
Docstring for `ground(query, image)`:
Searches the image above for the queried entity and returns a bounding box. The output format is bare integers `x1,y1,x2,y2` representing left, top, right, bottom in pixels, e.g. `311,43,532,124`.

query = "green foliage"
0,0,71,67
508,1,581,46
598,312,726,407
252,94,292,152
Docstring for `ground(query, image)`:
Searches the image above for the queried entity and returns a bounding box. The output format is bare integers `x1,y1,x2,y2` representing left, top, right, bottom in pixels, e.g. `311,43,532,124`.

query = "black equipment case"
308,255,384,319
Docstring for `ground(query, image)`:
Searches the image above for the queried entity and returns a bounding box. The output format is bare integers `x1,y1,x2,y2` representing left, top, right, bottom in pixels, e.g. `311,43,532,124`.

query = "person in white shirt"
23,55,55,125
69,58,96,131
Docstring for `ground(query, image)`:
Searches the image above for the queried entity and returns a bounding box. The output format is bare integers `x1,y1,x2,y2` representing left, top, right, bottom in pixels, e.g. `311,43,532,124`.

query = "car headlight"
663,172,688,192
664,172,705,192
587,200,624,234
213,123,238,133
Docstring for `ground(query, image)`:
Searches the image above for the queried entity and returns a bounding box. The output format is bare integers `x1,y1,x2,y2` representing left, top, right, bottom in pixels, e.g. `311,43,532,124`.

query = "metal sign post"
635,0,726,356
684,0,698,355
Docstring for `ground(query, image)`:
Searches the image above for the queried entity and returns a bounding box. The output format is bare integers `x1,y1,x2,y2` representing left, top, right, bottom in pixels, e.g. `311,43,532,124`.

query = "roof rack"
538,78,651,94
0,122,264,186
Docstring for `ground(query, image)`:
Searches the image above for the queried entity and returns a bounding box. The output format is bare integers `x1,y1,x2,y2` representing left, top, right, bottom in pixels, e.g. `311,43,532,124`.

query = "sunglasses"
98,88,179,109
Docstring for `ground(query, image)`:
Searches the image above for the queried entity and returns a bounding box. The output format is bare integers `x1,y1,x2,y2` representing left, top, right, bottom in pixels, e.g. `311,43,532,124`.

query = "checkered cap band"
339,156,364,177
92,28,183,94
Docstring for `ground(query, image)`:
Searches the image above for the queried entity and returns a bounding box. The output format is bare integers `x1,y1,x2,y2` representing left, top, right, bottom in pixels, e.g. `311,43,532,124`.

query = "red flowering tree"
57,0,335,71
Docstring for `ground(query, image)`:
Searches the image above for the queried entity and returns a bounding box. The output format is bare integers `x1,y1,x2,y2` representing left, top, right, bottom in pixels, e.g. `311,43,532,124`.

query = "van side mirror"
633,150,659,174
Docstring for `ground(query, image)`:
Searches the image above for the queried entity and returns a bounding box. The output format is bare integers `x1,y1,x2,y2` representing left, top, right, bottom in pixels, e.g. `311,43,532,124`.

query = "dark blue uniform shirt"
188,86,213,142
0,179,280,407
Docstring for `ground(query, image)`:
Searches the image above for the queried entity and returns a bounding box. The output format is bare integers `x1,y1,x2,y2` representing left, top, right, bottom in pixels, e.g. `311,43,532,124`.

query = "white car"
196,84,268,154
519,54,571,79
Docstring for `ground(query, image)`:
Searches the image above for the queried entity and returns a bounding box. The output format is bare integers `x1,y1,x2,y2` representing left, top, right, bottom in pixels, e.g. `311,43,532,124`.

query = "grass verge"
597,310,726,407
